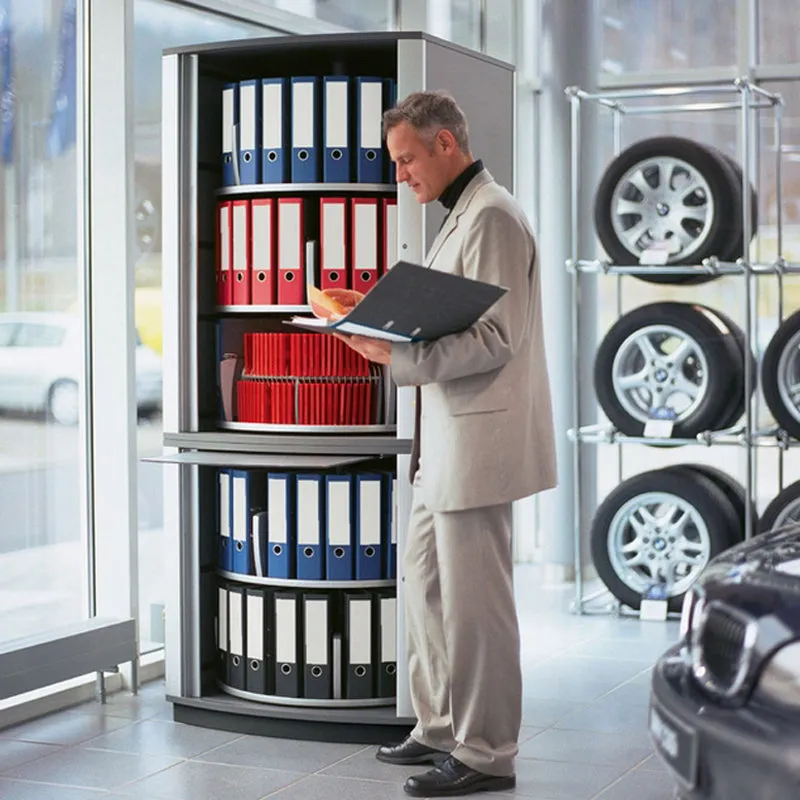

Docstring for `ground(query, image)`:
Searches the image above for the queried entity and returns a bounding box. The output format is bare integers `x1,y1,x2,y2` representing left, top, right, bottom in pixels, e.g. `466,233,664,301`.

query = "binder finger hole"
360,271,371,283
236,272,244,283
284,272,295,282
243,151,252,163
268,151,278,162
273,544,283,556
236,540,244,551
281,663,293,675
298,149,309,162
329,271,340,282
334,546,345,559
332,149,343,161
257,271,266,283
232,655,241,667
355,665,367,678
311,665,323,678
250,660,260,671
386,664,397,676
303,546,314,558
365,546,376,558
366,150,377,162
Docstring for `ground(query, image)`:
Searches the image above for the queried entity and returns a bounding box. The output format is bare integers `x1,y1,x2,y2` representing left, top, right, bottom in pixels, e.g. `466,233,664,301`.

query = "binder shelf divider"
217,570,395,590
217,183,396,197
218,684,394,709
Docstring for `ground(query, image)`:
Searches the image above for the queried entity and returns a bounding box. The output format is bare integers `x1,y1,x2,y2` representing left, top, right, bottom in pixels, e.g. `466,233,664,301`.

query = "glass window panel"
450,0,480,50
0,0,85,644
486,0,515,63
266,0,390,31
600,0,736,75
133,0,278,653
758,0,800,65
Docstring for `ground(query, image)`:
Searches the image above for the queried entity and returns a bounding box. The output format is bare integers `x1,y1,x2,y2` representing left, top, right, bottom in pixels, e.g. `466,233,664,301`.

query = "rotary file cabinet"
155,31,515,741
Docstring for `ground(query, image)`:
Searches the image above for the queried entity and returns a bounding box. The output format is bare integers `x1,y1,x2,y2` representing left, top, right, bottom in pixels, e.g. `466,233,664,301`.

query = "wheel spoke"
672,375,700,400
628,169,655,200
621,219,650,250
668,339,693,370
667,509,691,536
670,225,696,250
617,369,650,391
635,334,660,362
680,205,708,223
788,381,800,407
615,198,645,217
679,179,705,200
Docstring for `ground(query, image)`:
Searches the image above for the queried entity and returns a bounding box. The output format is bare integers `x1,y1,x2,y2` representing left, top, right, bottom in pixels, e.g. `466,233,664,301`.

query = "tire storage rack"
565,79,800,617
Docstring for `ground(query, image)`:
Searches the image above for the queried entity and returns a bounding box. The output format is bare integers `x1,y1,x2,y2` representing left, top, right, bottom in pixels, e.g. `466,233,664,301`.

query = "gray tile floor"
0,566,680,799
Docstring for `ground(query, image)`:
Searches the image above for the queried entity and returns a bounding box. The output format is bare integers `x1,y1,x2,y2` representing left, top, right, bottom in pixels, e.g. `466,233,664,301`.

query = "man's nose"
396,165,409,183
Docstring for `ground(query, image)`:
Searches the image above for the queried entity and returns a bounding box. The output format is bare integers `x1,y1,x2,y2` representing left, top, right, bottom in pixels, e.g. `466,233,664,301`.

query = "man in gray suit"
332,90,557,797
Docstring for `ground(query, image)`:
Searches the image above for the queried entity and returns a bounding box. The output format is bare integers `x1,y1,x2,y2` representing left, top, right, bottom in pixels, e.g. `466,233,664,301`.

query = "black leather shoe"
404,755,516,797
376,735,449,765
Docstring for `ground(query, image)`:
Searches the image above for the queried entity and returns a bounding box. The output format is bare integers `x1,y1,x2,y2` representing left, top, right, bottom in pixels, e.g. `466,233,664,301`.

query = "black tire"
594,136,742,280
661,463,754,542
759,480,800,533
590,468,739,611
717,152,758,263
761,309,800,439
594,302,743,437
696,305,755,429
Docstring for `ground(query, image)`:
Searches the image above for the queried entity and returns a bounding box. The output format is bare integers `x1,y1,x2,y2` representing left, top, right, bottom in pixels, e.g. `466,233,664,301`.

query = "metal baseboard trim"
169,693,414,744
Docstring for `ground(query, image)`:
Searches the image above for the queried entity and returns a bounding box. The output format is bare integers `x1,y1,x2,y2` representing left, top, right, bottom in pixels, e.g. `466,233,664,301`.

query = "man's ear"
437,129,457,153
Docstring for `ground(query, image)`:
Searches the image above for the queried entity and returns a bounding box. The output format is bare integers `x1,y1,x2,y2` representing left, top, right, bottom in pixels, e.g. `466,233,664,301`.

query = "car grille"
690,600,757,701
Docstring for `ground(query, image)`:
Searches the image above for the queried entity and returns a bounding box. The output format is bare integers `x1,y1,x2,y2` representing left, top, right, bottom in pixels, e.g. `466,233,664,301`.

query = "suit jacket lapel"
425,169,494,268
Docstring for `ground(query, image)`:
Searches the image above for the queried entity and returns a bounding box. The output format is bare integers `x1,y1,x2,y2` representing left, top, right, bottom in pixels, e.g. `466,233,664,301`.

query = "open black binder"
288,261,508,342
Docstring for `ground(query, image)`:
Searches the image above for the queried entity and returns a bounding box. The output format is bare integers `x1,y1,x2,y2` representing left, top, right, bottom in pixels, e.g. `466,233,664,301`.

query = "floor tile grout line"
585,752,663,800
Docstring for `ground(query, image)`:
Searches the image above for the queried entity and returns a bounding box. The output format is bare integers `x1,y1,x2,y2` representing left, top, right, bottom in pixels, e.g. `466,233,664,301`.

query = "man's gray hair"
382,90,470,153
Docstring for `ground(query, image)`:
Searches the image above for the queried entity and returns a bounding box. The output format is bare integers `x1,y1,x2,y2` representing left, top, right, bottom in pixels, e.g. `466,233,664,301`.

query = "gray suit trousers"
404,475,521,777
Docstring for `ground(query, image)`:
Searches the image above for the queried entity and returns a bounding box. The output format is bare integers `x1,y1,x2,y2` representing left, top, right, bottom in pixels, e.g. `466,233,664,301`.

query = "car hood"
698,524,800,619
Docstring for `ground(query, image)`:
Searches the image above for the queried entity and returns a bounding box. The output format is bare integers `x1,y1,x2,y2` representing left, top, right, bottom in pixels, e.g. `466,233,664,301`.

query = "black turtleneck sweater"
438,158,484,216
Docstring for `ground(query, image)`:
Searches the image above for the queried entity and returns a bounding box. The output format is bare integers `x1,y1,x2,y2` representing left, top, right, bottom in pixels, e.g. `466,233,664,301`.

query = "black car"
649,524,800,799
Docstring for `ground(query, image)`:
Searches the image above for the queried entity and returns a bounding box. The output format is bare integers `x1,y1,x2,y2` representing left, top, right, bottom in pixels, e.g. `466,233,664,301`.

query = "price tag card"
643,419,674,438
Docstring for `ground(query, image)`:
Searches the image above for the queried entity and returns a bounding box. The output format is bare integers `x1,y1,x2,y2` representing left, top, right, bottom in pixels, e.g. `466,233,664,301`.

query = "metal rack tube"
569,90,583,611
741,82,755,541
775,101,786,495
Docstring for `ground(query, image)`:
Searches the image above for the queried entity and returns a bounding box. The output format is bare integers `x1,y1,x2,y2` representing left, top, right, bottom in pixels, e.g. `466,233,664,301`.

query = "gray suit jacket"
391,169,557,513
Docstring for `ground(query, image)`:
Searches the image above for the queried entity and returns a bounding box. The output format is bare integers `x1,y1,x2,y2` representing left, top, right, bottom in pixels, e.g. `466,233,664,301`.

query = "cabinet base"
169,691,415,744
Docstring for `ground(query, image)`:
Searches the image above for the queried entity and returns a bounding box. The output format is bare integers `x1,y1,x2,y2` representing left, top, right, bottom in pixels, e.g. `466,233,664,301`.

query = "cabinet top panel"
163,31,513,73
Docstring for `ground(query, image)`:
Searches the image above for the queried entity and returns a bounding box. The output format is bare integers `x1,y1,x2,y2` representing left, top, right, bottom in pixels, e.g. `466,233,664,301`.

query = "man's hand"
334,333,392,365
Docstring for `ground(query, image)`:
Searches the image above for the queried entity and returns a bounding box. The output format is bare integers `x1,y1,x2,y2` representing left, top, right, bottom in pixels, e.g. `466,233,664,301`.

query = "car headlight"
757,641,800,709
679,588,705,643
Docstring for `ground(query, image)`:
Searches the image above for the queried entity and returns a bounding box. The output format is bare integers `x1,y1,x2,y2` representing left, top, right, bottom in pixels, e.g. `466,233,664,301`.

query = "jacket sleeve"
390,204,534,388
